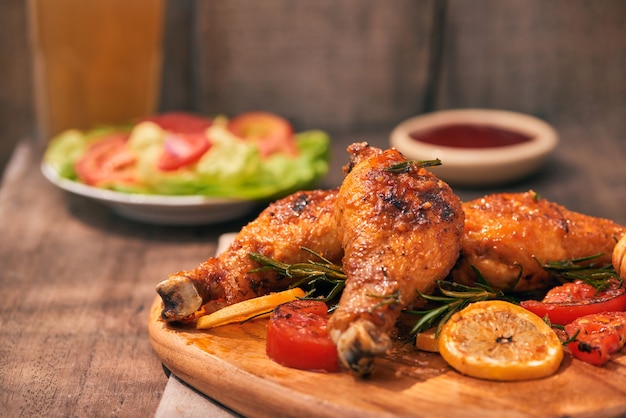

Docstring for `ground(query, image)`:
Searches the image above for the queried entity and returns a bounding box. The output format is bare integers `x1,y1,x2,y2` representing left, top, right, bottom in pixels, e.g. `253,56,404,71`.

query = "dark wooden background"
1,0,624,176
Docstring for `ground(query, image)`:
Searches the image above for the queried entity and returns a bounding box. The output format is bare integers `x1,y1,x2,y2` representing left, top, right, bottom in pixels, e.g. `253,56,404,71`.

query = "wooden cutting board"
149,297,626,418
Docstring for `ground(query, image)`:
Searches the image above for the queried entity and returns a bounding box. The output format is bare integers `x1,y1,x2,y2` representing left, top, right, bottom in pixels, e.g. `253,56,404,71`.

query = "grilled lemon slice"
438,300,563,381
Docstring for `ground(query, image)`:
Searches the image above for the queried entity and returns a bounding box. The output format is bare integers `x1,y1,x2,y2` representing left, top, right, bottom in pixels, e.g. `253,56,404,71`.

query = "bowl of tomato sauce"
390,109,559,187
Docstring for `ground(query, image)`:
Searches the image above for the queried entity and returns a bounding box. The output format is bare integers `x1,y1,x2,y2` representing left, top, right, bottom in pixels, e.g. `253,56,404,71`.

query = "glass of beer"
27,0,165,141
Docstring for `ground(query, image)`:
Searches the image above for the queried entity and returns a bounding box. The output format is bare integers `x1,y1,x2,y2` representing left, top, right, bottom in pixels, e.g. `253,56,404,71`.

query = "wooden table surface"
1,124,625,417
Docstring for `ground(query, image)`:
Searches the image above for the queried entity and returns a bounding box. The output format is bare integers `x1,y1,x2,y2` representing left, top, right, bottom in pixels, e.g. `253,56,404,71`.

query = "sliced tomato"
75,133,137,186
266,299,338,372
227,111,298,158
141,111,212,134
140,112,213,171
520,279,626,325
156,132,211,171
565,312,626,366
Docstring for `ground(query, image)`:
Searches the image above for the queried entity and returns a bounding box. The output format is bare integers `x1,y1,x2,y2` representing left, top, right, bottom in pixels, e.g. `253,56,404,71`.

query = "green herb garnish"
405,275,505,337
248,248,346,302
385,159,442,173
538,254,620,291
248,250,619,337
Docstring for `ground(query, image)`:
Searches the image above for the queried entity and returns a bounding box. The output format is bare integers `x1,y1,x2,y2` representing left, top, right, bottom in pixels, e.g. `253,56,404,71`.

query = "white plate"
41,162,257,225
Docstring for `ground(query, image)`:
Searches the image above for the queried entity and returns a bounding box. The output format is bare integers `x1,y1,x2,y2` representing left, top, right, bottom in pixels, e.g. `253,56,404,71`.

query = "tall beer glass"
28,0,165,141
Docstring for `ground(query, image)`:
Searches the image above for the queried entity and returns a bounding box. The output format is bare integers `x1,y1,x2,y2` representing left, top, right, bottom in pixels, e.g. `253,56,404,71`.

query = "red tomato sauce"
409,124,534,148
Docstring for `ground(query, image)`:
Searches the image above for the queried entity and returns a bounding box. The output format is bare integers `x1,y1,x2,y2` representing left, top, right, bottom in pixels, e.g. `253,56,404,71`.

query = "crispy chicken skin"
452,191,626,292
156,189,342,321
328,142,465,376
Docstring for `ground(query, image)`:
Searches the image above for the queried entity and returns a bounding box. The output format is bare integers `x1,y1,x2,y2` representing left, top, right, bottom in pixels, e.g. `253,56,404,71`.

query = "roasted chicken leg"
328,142,465,376
452,190,626,292
156,189,342,321
156,142,625,379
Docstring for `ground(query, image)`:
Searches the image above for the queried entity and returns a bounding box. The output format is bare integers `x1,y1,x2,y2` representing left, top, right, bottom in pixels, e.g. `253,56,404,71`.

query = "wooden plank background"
1,0,624,176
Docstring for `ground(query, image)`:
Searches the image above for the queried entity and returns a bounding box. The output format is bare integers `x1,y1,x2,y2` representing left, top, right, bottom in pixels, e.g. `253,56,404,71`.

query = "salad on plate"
43,111,330,200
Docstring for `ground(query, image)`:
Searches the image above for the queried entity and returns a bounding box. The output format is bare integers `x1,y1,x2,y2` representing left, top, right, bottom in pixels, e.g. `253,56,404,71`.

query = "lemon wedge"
438,300,563,381
196,288,305,329
415,327,440,353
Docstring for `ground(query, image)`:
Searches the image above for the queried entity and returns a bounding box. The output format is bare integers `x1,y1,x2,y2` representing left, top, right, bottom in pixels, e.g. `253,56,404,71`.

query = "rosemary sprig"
537,253,620,291
248,248,346,302
546,318,580,346
248,250,620,338
405,274,506,337
385,159,442,173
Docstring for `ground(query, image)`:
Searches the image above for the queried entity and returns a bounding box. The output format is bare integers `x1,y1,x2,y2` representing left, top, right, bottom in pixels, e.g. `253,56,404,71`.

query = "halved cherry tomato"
266,299,338,372
75,133,137,186
227,111,298,158
141,112,213,171
520,279,626,325
141,111,212,134
156,132,211,171
565,312,626,366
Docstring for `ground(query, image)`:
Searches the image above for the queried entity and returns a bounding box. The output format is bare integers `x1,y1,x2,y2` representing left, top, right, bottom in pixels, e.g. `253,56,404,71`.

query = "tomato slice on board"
266,299,339,373
565,312,626,366
75,133,137,186
156,132,211,171
520,279,626,326
227,111,298,158
141,112,212,134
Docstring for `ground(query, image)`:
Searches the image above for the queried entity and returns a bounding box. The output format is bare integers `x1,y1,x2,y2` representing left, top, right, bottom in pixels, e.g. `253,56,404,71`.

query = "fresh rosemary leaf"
248,249,346,301
385,159,442,173
538,254,620,291
406,280,504,336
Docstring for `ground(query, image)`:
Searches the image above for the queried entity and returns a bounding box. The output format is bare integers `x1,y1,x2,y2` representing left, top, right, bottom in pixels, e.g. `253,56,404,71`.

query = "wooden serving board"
149,297,626,418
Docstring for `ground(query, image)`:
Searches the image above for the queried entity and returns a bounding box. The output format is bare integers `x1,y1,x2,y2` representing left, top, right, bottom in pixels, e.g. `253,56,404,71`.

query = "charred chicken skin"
156,189,342,321
328,142,465,376
452,191,626,292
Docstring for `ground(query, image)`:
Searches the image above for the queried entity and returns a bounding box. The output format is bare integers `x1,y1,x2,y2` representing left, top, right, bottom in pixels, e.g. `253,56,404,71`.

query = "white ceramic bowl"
390,109,559,187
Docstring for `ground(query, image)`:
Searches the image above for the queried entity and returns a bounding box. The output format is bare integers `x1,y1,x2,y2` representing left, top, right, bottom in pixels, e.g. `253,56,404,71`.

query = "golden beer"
28,0,164,140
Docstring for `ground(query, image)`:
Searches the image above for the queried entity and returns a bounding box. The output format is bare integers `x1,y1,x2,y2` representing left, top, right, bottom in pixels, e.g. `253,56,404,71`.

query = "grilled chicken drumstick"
156,141,625,377
156,189,342,321
452,191,626,292
328,142,465,376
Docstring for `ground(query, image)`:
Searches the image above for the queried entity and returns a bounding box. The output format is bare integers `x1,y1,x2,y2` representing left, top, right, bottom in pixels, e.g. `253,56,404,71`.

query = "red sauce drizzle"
409,124,534,149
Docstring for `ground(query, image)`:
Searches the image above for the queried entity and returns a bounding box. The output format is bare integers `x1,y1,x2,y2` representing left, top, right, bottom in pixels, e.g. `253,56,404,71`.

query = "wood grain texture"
0,0,35,176
436,0,626,130
191,0,437,134
0,140,258,417
149,297,626,418
159,0,195,112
